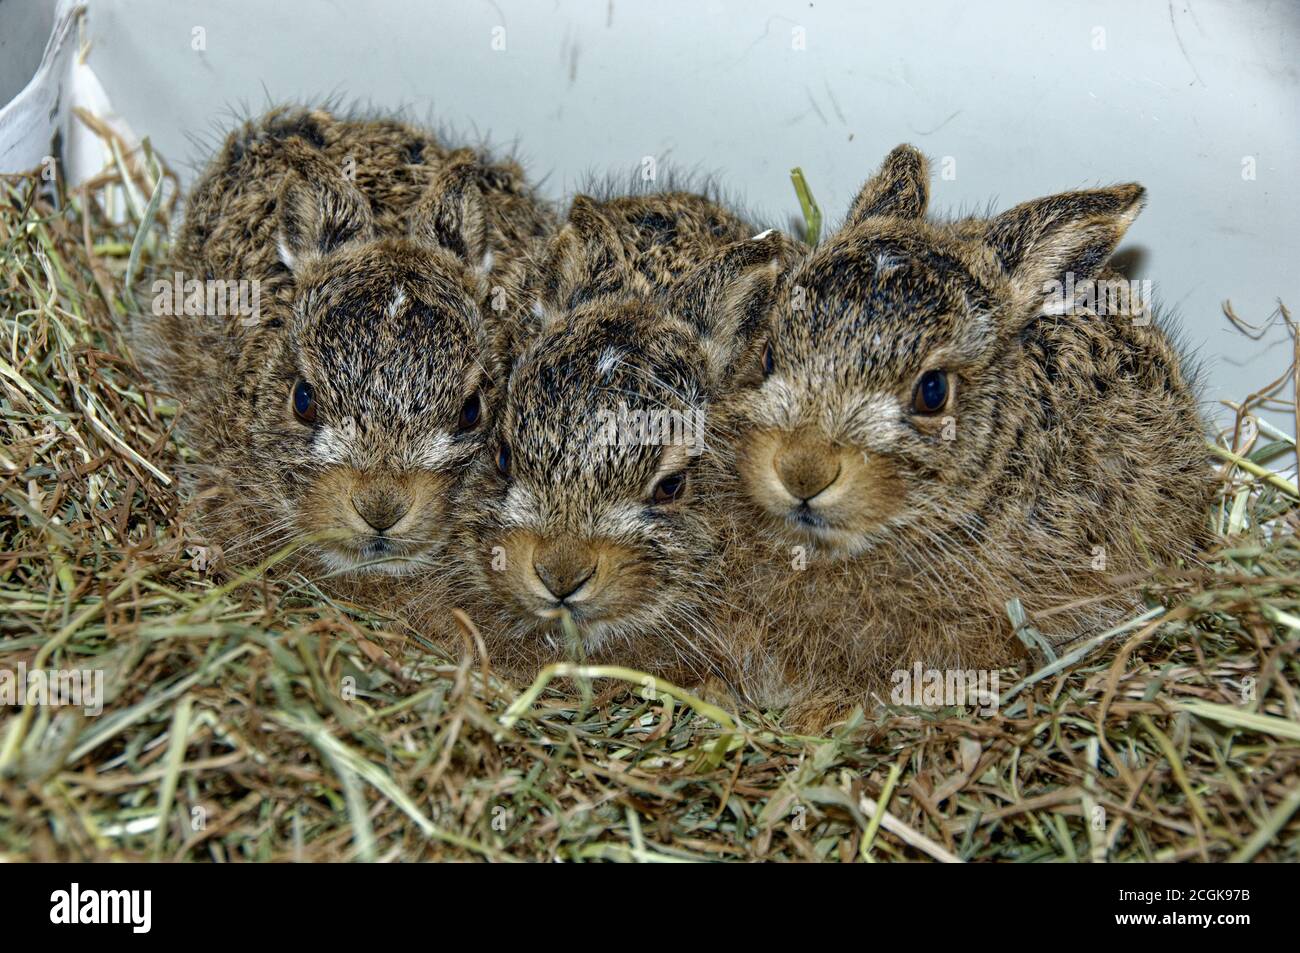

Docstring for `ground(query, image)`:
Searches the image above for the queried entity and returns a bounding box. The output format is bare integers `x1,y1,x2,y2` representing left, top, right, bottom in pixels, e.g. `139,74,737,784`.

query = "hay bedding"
0,139,1297,863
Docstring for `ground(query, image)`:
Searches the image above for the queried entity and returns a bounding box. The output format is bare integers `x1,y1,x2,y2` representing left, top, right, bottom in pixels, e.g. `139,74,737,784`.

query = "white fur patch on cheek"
594,501,646,538
312,424,354,465
753,376,800,427
500,484,541,529
409,431,457,471
837,393,906,448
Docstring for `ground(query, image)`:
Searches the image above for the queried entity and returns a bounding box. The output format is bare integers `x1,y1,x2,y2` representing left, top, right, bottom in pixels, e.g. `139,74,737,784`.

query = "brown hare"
441,188,795,681
139,106,555,584
706,145,1211,727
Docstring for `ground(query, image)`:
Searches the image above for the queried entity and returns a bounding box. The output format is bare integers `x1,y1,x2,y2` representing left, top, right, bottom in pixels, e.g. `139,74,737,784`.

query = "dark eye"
291,380,317,424
496,443,511,476
457,391,482,431
651,471,688,505
912,369,949,415
761,342,775,377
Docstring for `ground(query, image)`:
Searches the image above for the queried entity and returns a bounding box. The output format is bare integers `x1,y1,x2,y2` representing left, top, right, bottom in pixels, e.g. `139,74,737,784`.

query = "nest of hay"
1,139,1297,862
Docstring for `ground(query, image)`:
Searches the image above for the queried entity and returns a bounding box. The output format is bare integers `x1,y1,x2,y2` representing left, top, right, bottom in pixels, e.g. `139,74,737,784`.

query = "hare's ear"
277,170,374,271
845,144,929,227
410,150,490,268
670,229,792,386
537,195,629,314
985,184,1144,310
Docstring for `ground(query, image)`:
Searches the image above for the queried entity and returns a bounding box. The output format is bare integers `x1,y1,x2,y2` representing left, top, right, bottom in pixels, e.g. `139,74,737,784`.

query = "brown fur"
434,190,796,681
705,145,1213,728
136,106,556,590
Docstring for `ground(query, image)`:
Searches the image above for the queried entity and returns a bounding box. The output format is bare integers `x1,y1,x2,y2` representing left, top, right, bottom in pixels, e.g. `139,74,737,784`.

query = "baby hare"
142,107,554,579
446,190,793,680
710,145,1211,723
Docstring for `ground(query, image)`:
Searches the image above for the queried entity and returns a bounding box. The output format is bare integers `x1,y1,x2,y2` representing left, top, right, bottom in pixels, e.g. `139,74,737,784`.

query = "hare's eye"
651,471,688,505
457,391,482,431
496,443,512,477
291,380,317,424
761,342,775,377
912,369,949,415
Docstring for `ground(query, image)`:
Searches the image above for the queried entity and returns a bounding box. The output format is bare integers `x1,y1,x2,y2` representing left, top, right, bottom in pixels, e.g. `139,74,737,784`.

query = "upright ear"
668,229,794,386
535,195,632,315
410,149,490,267
277,170,375,272
845,144,930,227
984,184,1145,310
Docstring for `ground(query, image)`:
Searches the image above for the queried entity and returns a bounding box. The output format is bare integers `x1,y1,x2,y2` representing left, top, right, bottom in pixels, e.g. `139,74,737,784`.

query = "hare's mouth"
773,504,872,555
792,504,829,530
783,502,842,537
519,598,644,655
531,600,606,635
319,534,432,576
534,612,636,656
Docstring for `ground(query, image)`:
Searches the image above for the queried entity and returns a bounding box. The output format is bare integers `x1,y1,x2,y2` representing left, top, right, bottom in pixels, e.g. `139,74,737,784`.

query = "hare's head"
726,144,1146,557
244,154,497,575
456,197,786,661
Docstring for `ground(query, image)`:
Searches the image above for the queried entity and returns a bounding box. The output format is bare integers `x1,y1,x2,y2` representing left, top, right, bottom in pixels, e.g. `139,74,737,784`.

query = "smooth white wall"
62,0,1300,425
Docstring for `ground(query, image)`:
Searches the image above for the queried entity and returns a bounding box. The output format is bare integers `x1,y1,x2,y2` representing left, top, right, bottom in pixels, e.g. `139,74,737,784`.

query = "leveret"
443,188,796,680
140,106,554,582
709,145,1211,726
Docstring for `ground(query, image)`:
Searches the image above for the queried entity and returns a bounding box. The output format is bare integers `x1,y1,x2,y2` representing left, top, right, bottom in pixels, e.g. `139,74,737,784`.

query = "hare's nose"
532,540,597,601
774,448,841,502
352,490,410,533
